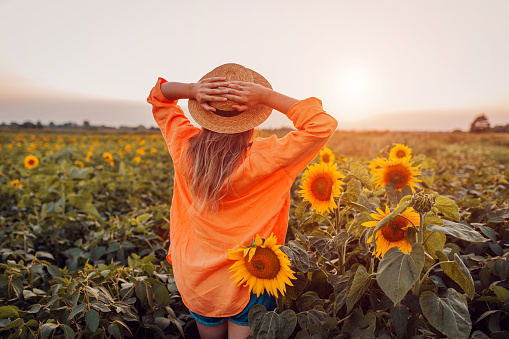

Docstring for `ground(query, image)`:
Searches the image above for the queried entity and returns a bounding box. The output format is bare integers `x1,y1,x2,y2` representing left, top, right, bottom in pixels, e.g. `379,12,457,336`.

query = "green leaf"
423,229,446,259
295,201,309,221
90,301,110,313
288,241,310,273
390,304,409,339
470,331,490,339
427,220,488,243
40,323,59,339
67,168,88,179
419,289,472,339
351,311,376,339
135,281,147,302
493,286,509,302
434,196,460,221
346,266,372,313
85,309,99,332
480,226,497,243
61,324,75,339
301,213,329,226
47,265,61,277
0,305,20,319
278,310,297,339
248,304,267,337
376,243,425,305
67,303,87,321
2,318,23,331
296,291,324,312
286,274,309,300
28,304,40,314
107,323,122,339
440,254,475,300
154,286,171,307
349,162,372,190
385,182,399,207
136,213,150,223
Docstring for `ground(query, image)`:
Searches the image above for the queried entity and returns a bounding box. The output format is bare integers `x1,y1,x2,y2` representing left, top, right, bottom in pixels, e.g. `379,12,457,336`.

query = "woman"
147,63,337,339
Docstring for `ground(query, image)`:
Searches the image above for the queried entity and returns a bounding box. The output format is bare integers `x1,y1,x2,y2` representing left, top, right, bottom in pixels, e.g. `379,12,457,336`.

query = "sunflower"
150,148,157,154
24,155,39,169
372,157,421,191
319,147,335,165
362,205,420,257
125,144,132,152
368,157,386,174
299,162,344,214
134,156,141,164
228,233,296,297
389,144,412,160
103,152,113,162
12,179,20,189
85,151,93,162
74,160,85,169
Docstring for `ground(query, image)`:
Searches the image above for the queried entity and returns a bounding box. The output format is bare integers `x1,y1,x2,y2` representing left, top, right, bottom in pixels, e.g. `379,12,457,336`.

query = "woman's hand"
192,77,230,112
221,81,269,111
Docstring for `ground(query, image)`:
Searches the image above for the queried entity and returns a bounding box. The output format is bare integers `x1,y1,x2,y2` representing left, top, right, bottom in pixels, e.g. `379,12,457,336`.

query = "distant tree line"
0,120,158,132
469,113,509,133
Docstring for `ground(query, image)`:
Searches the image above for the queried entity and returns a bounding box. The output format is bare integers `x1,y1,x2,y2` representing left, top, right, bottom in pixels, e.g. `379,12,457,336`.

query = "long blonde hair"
184,128,254,214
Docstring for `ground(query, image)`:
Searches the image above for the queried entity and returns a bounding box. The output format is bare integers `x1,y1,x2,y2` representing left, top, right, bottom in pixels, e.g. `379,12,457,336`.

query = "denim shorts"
189,292,277,326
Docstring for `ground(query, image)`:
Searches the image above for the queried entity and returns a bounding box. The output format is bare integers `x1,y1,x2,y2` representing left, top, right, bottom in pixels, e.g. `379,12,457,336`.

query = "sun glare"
336,67,373,104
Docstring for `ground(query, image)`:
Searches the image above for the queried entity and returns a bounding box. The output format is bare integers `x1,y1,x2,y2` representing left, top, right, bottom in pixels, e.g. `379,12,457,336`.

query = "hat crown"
188,63,272,134
202,63,254,111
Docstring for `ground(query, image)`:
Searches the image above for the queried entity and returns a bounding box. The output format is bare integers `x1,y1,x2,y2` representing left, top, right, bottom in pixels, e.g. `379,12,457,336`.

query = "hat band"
213,109,243,118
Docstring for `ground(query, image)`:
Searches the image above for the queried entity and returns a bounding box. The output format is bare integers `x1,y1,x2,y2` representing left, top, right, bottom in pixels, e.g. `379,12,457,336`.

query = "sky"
0,0,508,131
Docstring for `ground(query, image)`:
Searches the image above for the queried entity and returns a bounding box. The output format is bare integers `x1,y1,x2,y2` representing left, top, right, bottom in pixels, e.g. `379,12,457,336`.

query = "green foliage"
1,132,508,338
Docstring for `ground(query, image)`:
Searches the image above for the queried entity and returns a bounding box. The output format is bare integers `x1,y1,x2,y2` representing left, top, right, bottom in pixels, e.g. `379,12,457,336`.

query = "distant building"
469,113,490,133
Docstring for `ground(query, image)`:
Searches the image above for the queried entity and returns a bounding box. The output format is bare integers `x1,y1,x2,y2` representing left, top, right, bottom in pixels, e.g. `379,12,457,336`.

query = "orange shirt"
148,77,338,317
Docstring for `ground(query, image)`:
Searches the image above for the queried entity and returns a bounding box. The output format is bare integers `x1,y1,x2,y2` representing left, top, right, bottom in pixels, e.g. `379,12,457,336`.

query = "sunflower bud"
411,191,434,214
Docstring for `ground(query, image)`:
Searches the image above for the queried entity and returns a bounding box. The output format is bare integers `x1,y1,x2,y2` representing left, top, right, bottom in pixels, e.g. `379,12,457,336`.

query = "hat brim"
188,64,273,134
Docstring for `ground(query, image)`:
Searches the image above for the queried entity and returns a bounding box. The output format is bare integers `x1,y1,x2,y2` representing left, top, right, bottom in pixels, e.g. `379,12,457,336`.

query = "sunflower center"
28,159,35,165
396,150,406,158
310,174,333,201
322,154,330,163
381,216,408,242
384,165,410,189
244,247,281,279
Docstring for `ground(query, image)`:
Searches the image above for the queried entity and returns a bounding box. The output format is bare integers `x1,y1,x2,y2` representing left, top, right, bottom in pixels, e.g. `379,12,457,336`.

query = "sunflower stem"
417,212,425,243
398,214,418,231
335,193,344,232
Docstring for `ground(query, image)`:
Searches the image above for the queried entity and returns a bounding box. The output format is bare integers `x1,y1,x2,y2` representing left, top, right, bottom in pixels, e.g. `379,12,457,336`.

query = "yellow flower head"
125,144,132,152
12,179,20,189
371,157,421,191
319,147,335,165
134,156,141,164
362,205,420,258
368,157,386,174
24,155,39,169
136,148,146,155
150,148,157,154
228,233,296,297
103,152,113,162
389,144,412,160
74,160,85,169
85,151,93,162
299,162,344,214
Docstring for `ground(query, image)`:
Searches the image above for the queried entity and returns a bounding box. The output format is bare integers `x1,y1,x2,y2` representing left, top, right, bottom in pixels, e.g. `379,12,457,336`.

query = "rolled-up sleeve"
268,97,338,179
147,77,198,161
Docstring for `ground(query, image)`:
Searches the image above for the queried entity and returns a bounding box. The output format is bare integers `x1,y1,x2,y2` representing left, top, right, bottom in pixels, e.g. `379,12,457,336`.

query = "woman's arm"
221,81,298,114
160,77,230,112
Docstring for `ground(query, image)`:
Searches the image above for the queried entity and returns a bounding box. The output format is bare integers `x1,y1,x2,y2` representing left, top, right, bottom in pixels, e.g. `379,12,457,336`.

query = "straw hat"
188,63,273,134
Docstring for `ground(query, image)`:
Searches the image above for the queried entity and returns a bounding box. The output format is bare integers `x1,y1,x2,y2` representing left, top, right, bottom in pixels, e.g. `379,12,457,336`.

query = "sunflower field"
0,130,508,339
